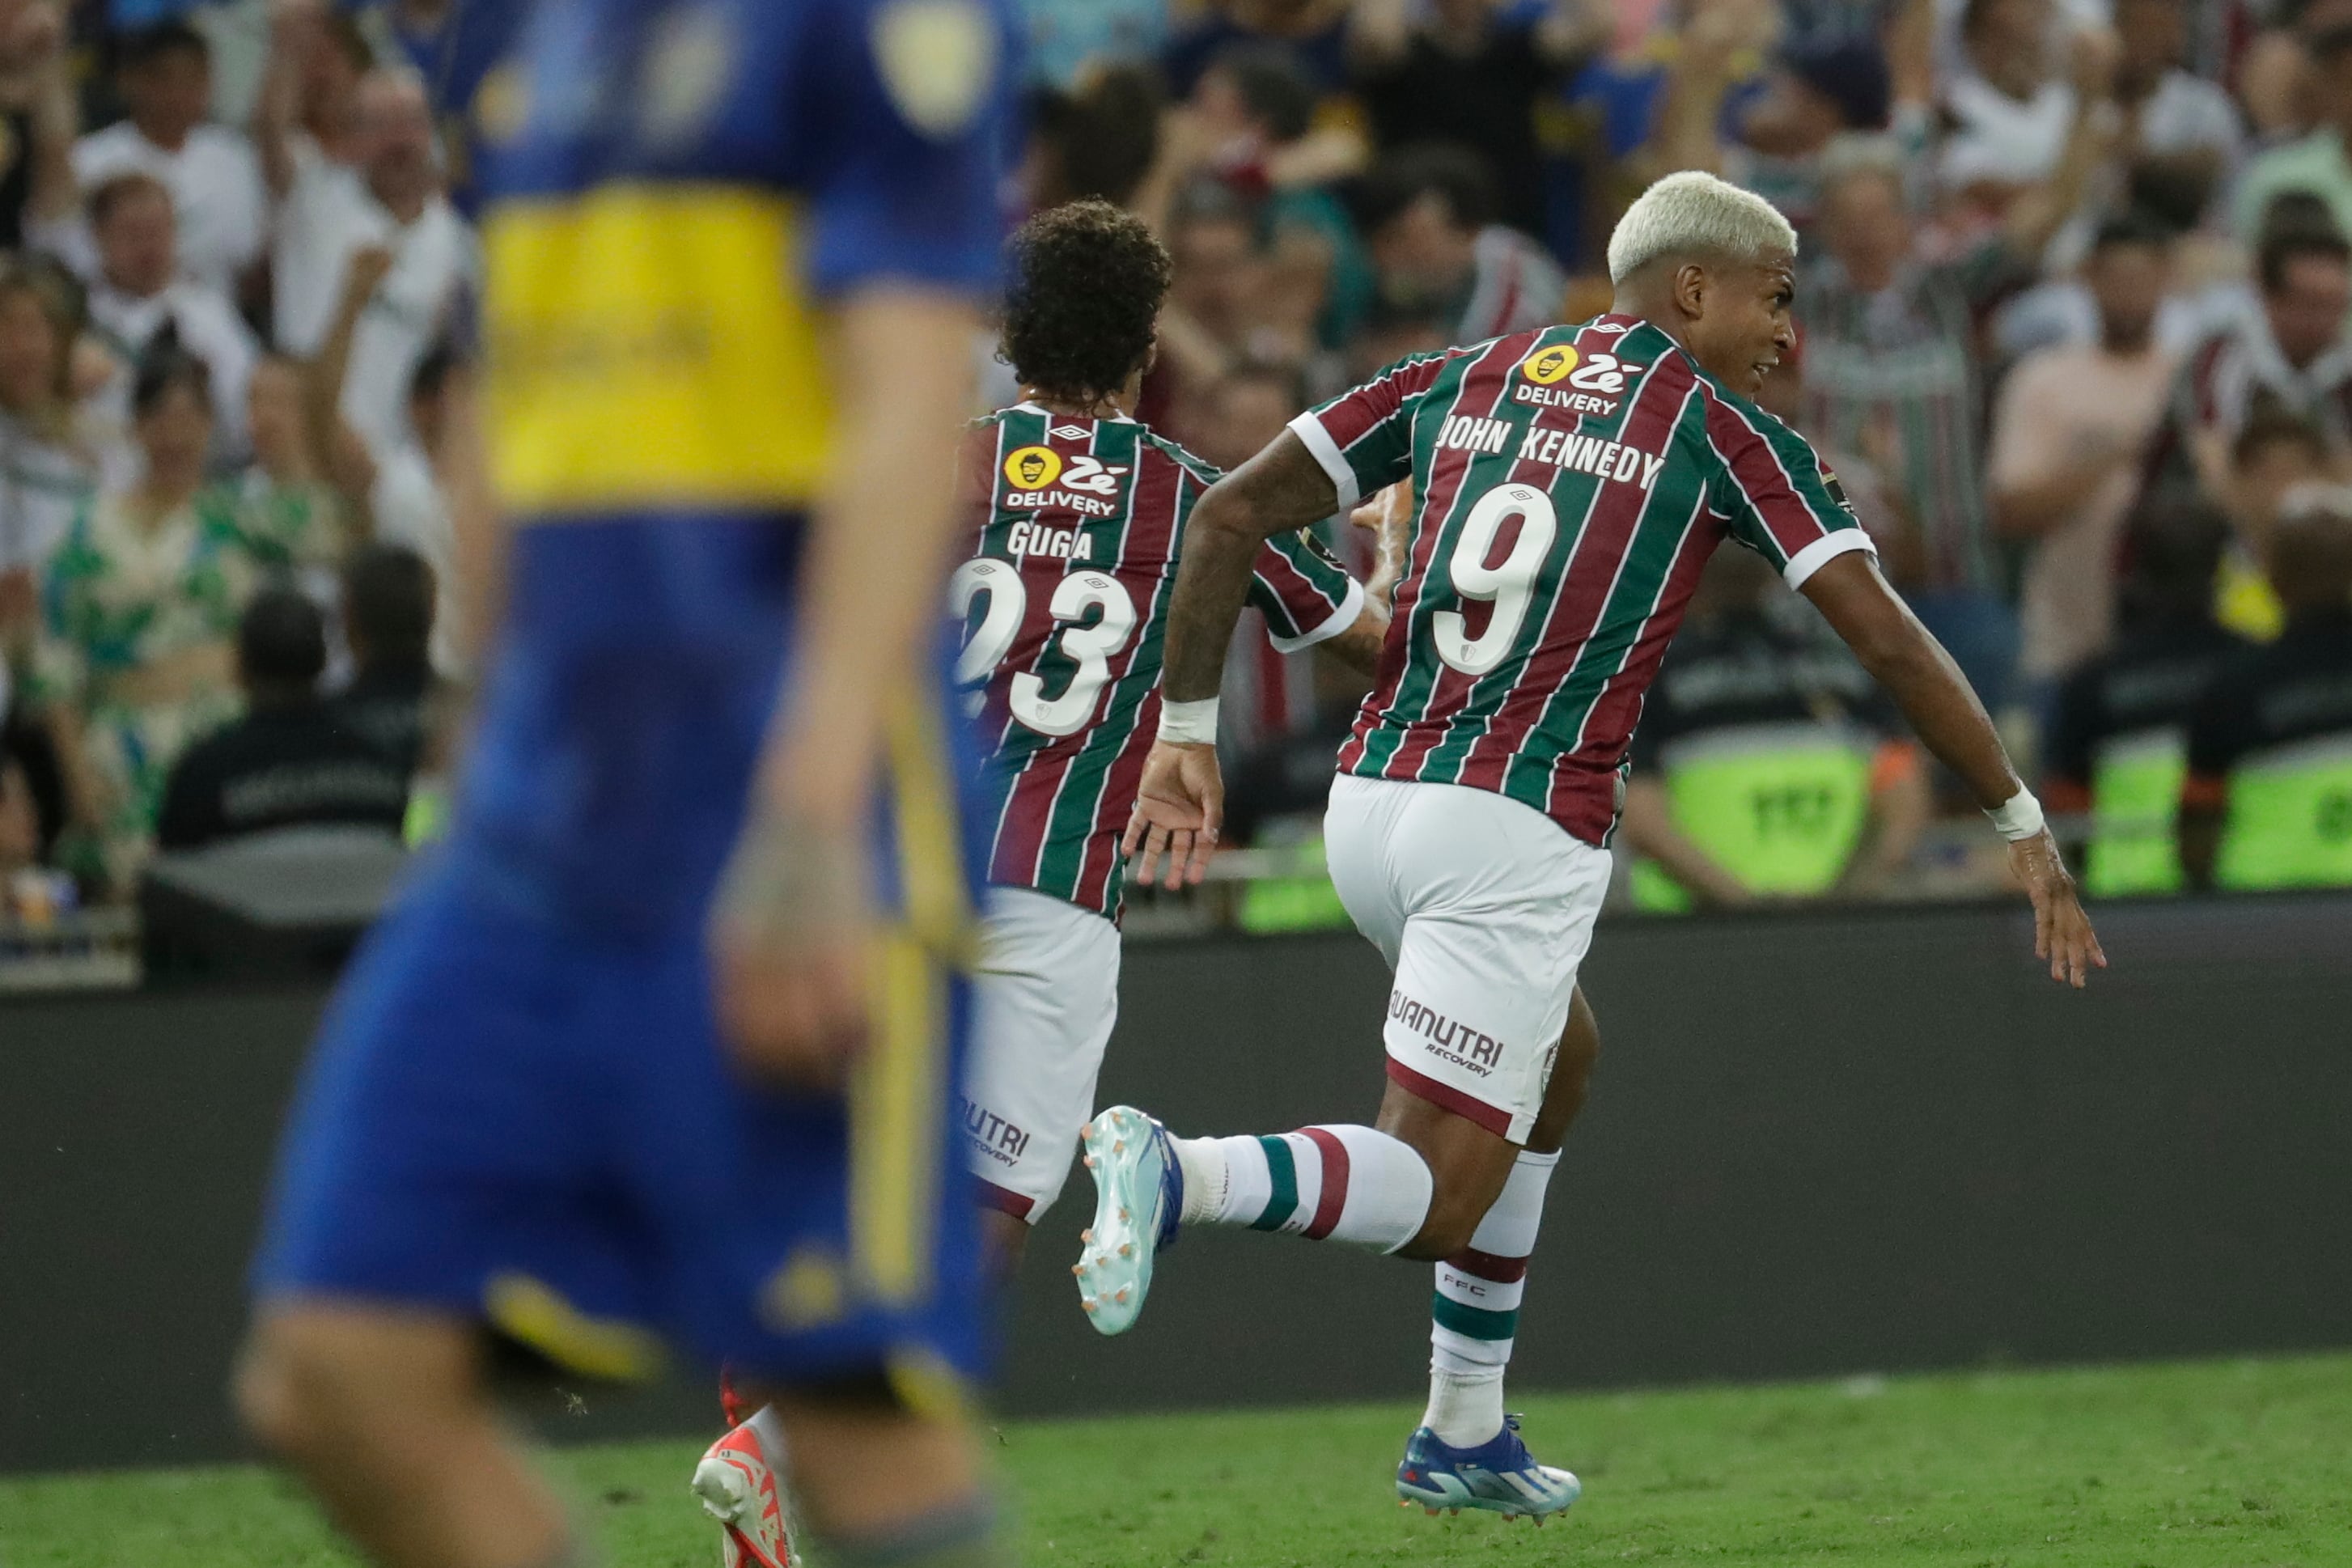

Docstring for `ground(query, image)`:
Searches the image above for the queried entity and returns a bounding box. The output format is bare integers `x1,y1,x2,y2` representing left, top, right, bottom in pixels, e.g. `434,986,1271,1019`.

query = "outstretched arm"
1124,432,1339,886
1801,550,2105,985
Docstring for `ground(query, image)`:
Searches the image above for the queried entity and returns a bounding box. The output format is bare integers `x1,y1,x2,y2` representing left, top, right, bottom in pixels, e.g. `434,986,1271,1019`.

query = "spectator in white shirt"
0,258,95,602
2110,0,2243,218
1939,0,2081,198
304,245,458,676
83,172,257,463
261,45,475,464
70,23,267,301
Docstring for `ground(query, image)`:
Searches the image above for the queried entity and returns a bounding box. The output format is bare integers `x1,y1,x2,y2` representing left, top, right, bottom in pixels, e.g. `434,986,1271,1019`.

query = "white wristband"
1985,786,2045,841
1158,696,1220,747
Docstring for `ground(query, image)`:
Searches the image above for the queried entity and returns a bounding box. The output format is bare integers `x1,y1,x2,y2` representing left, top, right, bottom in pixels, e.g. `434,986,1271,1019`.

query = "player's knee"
233,1330,327,1463
1401,1177,1490,1260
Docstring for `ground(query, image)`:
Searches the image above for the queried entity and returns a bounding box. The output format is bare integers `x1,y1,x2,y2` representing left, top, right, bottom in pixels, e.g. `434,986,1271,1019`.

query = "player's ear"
1673,261,1707,320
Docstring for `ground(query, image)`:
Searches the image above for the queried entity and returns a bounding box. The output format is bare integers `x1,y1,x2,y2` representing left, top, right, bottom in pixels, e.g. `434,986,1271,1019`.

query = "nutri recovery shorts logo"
1388,989,1505,1075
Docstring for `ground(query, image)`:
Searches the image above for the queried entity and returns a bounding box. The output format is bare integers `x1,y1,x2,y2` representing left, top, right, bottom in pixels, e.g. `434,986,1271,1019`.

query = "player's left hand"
2007,828,2107,988
709,804,875,1089
1123,740,1223,889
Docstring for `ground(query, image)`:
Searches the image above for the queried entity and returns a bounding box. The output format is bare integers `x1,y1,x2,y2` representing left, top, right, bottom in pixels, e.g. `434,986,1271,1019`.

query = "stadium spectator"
231,353,354,582
2043,499,2244,896
1355,143,1566,345
1753,333,1929,587
1176,43,1371,348
263,41,477,461
71,22,267,299
1346,0,1608,241
2108,0,2244,224
2233,21,2352,244
1022,0,1166,87
1796,115,2107,714
2,703,65,881
1160,0,1355,97
2136,222,2352,510
0,258,97,628
1155,181,1280,406
1634,10,1911,235
272,3,374,171
1621,548,1930,909
330,541,434,777
2214,413,2333,643
80,172,256,458
2179,485,2352,889
0,0,78,252
23,352,251,890
1022,61,1164,212
1988,214,2180,689
1188,359,1304,473
155,586,405,850
1936,0,2087,201
305,244,457,670
341,0,529,211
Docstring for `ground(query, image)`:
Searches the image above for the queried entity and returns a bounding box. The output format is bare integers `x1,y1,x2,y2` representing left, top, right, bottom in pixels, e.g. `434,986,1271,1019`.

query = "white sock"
1425,1146,1557,1447
1168,1126,1432,1252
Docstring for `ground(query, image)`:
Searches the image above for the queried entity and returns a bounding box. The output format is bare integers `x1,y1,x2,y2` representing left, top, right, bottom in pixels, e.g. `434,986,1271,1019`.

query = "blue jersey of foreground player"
252,0,1014,1396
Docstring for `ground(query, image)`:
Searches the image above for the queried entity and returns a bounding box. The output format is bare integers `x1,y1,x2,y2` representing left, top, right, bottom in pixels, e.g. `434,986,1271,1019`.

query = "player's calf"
237,1305,578,1568
753,1380,1010,1568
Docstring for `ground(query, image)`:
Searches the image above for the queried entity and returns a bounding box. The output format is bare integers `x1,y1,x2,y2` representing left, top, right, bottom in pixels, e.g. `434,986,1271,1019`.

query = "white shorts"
962,885,1121,1222
1324,773,1611,1142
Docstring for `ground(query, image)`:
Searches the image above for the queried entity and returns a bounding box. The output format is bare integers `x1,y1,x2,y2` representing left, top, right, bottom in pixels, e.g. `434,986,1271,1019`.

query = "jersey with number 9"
955,404,1364,917
1288,315,1877,847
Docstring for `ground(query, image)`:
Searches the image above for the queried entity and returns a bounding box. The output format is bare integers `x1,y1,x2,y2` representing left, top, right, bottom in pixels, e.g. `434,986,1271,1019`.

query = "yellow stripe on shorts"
483,1271,665,1383
850,930,946,1305
484,181,833,514
846,680,976,1305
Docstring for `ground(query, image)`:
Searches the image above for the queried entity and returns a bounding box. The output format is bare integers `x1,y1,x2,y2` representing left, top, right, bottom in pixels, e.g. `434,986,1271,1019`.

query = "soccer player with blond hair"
1080,170,2106,1519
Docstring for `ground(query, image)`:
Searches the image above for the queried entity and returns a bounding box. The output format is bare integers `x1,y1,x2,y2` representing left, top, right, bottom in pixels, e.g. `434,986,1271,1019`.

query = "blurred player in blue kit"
231,5,1018,1568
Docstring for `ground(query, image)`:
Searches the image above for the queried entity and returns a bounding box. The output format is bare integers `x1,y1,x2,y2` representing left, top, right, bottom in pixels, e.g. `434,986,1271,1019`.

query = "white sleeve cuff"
1267,575,1367,655
1782,529,1877,591
1285,412,1360,516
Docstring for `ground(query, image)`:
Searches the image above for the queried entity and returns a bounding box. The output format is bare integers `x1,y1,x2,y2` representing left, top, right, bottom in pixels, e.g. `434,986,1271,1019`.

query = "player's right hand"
2007,828,2107,989
709,804,875,1090
1123,740,1223,890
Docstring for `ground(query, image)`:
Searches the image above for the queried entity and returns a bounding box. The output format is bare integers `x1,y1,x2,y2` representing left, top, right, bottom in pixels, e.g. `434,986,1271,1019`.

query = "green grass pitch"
4,1353,2346,1566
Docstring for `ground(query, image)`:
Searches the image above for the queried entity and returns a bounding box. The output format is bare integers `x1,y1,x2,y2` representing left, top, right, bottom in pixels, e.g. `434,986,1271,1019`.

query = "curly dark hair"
1000,199,1172,404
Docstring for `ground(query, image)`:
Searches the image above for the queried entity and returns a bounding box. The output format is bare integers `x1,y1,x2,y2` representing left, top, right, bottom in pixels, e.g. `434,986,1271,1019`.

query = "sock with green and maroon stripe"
1169,1126,1432,1252
1425,1146,1558,1447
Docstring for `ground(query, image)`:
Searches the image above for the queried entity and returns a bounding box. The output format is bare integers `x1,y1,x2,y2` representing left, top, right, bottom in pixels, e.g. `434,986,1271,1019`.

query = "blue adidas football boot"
1396,1414,1581,1520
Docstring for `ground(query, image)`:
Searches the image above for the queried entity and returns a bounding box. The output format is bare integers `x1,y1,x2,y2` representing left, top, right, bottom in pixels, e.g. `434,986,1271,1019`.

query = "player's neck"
1021,386,1133,422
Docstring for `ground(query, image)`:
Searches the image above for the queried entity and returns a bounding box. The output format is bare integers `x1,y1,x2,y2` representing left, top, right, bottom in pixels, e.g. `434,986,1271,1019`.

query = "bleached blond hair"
1605,170,1799,285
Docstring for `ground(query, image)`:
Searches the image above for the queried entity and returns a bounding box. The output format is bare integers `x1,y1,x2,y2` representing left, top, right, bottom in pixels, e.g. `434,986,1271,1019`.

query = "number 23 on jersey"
951,558,1139,737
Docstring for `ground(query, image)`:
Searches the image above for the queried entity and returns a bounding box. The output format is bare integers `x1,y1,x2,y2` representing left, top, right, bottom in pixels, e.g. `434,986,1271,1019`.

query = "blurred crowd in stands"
4,0,2352,960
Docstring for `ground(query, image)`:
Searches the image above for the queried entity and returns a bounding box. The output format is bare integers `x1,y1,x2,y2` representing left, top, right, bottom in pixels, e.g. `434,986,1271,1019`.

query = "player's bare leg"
737,1379,1005,1566
235,1304,578,1568
980,1207,1032,1275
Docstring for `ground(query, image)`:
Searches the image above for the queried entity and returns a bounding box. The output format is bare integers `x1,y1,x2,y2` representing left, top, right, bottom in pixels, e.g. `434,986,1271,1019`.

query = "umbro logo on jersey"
1049,424,1091,440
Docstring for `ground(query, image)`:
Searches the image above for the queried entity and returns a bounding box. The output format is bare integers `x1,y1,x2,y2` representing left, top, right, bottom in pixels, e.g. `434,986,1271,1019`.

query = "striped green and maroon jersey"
956,404,1362,917
1289,313,1875,845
